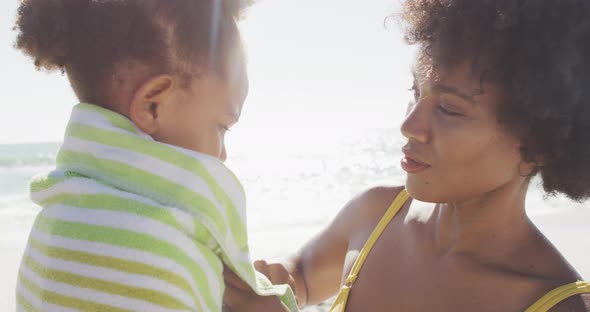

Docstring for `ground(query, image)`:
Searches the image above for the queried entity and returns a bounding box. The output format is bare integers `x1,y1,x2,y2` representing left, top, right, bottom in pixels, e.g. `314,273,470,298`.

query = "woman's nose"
400,100,430,144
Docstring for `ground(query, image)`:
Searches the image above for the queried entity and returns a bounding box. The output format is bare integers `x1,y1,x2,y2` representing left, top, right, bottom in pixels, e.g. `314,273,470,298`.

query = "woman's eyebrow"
412,69,477,104
432,84,477,104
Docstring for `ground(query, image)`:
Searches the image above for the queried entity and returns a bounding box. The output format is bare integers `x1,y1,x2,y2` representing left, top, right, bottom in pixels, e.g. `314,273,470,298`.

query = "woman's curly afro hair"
401,0,590,202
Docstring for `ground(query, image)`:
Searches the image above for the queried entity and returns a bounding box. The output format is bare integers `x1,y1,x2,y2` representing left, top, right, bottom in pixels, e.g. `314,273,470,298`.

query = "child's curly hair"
401,0,590,202
14,0,252,106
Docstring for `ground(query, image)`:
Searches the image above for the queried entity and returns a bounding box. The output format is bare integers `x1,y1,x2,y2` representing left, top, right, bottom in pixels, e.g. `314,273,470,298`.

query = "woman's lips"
401,156,431,173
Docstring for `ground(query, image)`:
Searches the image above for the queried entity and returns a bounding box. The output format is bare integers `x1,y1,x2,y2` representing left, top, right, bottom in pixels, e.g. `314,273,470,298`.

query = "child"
13,0,298,311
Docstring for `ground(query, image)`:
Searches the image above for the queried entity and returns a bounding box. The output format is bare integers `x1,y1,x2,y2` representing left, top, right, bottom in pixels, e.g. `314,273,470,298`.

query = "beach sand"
1,208,588,311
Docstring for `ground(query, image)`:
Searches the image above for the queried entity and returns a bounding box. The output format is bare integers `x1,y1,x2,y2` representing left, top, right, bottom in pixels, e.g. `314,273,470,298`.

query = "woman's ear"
128,75,175,135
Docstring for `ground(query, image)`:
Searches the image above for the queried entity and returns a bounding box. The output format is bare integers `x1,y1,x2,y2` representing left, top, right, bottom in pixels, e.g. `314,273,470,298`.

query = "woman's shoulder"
546,292,590,312
528,280,590,312
331,185,407,238
353,185,406,210
346,185,406,215
508,229,589,311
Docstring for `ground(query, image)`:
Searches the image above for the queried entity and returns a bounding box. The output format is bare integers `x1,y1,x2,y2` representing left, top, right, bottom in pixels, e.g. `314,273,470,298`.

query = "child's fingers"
268,263,298,296
255,260,297,291
223,265,251,291
254,259,271,278
268,263,290,285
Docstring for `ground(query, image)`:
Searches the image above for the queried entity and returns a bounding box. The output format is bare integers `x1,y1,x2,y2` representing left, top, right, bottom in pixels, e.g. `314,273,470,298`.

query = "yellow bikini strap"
345,189,410,286
525,281,590,312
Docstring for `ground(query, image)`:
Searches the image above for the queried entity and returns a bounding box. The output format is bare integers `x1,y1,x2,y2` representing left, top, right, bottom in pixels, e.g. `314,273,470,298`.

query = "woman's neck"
430,178,534,259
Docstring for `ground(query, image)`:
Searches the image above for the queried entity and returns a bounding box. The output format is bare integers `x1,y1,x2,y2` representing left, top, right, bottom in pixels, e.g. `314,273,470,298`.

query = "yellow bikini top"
329,189,590,312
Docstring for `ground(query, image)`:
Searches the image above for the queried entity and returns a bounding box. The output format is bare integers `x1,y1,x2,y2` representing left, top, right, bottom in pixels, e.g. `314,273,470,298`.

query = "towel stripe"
29,228,209,310
28,238,198,306
18,103,299,312
23,254,190,310
61,137,224,213
65,122,247,247
57,149,229,243
38,204,223,297
77,103,140,135
41,194,184,231
26,247,194,308
34,214,222,311
18,272,130,312
16,289,38,312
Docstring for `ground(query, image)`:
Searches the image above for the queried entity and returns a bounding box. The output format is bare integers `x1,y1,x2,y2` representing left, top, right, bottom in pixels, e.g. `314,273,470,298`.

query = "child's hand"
254,260,297,291
254,259,308,308
223,266,289,312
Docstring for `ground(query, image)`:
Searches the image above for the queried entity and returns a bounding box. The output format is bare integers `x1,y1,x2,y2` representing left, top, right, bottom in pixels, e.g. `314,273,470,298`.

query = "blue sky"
0,0,415,144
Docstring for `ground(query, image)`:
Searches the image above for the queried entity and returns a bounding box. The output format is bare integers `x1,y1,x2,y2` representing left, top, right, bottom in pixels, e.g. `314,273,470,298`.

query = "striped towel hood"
21,103,298,311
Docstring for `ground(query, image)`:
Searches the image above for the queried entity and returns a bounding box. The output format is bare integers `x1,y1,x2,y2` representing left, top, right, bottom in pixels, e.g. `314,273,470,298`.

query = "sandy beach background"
1,128,589,312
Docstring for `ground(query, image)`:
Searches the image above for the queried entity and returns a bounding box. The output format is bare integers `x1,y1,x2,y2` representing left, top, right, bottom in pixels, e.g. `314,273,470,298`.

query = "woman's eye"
437,104,465,117
408,85,420,101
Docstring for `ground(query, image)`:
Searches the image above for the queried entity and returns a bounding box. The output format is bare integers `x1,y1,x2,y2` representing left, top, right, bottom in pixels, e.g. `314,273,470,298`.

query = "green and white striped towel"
16,103,299,312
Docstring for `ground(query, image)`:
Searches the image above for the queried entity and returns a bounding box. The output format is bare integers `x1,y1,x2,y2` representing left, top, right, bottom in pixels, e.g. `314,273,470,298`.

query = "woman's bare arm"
283,186,404,306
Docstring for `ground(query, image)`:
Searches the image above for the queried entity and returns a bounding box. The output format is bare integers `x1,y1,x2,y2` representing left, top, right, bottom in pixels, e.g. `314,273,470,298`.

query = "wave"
0,154,56,168
0,143,60,168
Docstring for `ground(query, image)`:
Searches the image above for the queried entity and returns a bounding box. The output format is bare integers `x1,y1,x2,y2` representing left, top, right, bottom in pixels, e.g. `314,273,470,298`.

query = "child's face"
149,44,249,162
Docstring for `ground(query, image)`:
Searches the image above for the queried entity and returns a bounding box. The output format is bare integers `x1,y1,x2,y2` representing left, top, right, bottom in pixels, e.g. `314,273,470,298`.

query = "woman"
223,0,590,311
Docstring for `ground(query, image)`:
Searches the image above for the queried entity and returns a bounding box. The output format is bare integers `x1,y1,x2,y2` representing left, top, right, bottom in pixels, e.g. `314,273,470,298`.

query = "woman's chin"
405,178,444,203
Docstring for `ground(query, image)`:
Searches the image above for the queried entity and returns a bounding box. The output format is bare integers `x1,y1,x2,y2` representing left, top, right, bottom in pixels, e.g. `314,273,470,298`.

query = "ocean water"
0,143,57,250
1,128,588,311
0,128,409,237
0,128,586,239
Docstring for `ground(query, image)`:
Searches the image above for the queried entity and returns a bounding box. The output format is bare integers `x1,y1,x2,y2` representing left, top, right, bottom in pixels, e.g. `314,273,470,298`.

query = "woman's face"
400,57,526,203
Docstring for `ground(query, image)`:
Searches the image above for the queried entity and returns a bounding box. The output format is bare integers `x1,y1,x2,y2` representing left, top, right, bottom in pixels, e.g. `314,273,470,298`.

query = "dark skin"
223,58,590,312
79,21,250,163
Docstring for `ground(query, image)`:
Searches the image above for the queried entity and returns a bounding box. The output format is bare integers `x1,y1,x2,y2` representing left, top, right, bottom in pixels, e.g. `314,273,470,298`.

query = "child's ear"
129,75,174,135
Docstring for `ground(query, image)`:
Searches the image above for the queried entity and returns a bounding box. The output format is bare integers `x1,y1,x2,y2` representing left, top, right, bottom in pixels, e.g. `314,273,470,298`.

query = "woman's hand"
222,266,289,312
